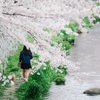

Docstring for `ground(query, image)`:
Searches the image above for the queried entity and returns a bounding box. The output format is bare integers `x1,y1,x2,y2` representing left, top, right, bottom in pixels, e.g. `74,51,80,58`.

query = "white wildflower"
0,60,2,64
34,60,38,63
55,70,58,73
10,80,15,86
2,79,5,81
3,76,6,80
60,33,64,36
43,67,46,70
65,28,73,34
82,22,86,26
38,62,43,67
66,21,70,25
73,32,79,36
2,82,6,86
0,77,2,81
43,63,46,66
59,69,63,73
37,72,40,75
59,43,62,47
5,79,9,83
33,70,36,73
8,75,12,80
31,72,34,75
32,66,35,69
64,66,67,68
0,73,2,77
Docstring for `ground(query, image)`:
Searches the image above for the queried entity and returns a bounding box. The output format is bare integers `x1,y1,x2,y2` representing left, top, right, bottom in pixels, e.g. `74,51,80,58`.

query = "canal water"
44,23,100,100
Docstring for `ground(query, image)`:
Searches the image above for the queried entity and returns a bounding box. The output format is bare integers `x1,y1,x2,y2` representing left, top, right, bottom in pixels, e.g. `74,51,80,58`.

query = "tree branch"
2,12,35,18
27,31,38,43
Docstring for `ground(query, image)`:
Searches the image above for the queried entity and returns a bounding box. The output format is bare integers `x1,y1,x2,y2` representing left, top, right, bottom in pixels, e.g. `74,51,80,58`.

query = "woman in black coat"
19,45,33,82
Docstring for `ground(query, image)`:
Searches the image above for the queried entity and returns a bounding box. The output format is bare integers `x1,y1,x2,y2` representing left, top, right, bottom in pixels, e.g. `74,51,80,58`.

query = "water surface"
45,23,100,100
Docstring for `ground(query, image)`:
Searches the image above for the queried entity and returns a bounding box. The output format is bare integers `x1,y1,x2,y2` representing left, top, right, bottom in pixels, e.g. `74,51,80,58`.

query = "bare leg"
25,69,29,80
12,74,15,83
23,69,26,78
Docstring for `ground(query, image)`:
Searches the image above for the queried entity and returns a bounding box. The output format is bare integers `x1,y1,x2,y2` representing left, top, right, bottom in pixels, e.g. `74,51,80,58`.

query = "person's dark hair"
23,45,32,56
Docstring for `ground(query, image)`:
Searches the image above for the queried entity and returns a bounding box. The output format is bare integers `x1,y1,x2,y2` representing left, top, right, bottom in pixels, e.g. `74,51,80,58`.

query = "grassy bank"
0,43,67,100
16,60,67,100
0,43,23,99
5,44,23,77
0,84,9,100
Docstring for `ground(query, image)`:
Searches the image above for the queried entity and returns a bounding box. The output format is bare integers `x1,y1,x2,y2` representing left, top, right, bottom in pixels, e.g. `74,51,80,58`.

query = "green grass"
51,30,75,51
33,52,40,61
51,21,78,51
0,83,9,99
65,21,79,32
0,44,24,99
16,61,67,100
82,24,93,28
82,16,94,28
43,28,51,33
51,21,78,50
27,34,34,43
50,43,55,47
0,43,23,76
62,42,72,50
5,45,23,77
83,17,90,25
97,2,100,6
92,14,100,24
51,34,63,44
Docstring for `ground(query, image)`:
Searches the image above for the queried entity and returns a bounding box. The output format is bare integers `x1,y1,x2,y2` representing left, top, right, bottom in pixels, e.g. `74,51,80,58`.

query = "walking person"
19,45,33,82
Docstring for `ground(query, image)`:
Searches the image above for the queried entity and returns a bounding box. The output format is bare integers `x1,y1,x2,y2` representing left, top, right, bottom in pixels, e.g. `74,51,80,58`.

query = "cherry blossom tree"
0,0,100,78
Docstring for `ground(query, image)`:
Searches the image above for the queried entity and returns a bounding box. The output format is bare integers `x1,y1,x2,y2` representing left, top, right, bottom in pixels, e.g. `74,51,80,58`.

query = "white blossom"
0,77,2,81
5,79,9,83
0,60,2,64
73,32,79,36
8,75,12,80
43,63,46,66
60,33,64,36
0,73,2,77
34,60,38,63
43,67,46,70
3,76,6,80
32,66,35,69
37,72,40,75
10,80,15,86
2,82,6,86
59,69,63,73
65,28,73,34
31,72,34,75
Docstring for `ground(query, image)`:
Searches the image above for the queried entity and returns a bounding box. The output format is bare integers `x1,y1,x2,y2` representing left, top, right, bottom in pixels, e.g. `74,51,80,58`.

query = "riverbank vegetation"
16,60,67,100
0,44,68,100
0,44,23,99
